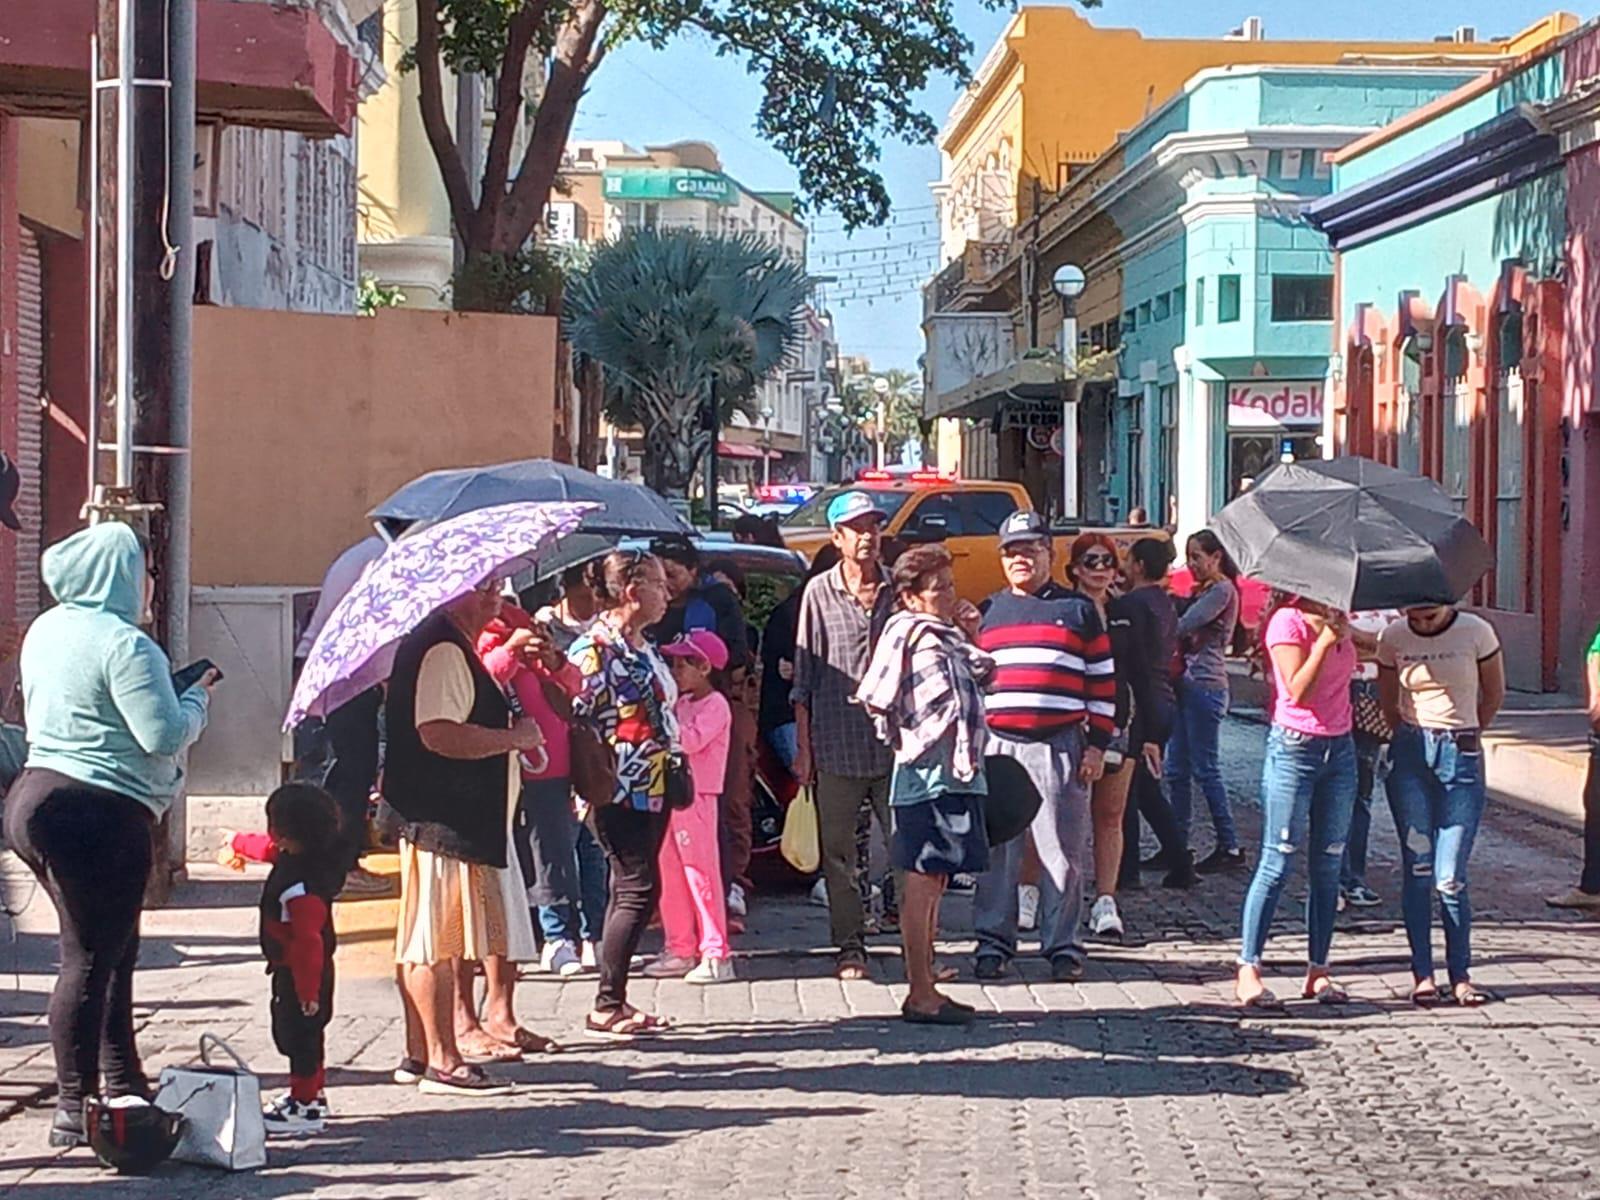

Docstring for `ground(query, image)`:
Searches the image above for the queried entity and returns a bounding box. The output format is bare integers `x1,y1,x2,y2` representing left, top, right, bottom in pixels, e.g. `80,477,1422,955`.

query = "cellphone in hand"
172,658,221,693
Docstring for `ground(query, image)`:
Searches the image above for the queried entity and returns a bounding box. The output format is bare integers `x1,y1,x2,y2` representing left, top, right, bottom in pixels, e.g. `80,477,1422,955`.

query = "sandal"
458,1032,522,1063
1235,986,1286,1012
901,998,974,1026
501,1027,563,1057
1410,980,1447,1009
1302,978,1350,1005
1452,981,1499,1007
836,950,870,981
584,1007,672,1042
932,961,960,984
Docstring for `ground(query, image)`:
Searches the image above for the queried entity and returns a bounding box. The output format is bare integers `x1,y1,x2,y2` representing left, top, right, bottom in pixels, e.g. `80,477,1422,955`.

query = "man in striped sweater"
973,511,1116,982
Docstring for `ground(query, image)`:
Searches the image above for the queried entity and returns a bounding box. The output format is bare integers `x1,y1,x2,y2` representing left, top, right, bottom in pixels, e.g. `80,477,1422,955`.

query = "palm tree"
564,229,811,498
845,367,925,464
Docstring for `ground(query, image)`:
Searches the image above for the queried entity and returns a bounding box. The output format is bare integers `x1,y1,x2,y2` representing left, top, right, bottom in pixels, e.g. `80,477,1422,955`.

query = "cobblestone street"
3,718,1599,1199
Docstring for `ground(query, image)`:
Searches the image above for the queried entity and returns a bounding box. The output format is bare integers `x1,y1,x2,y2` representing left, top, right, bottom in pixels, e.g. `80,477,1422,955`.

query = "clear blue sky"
572,0,1576,373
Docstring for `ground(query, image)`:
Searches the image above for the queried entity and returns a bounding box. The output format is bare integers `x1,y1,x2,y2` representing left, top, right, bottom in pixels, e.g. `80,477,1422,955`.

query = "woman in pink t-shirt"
1235,597,1363,1010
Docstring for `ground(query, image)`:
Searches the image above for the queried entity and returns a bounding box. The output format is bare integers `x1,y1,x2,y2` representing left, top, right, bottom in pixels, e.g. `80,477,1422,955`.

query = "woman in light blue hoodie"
3,522,213,1148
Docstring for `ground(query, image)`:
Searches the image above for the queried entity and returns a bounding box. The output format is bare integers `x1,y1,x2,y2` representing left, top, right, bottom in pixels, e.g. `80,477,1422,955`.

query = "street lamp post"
1052,264,1087,522
872,376,891,470
760,405,775,488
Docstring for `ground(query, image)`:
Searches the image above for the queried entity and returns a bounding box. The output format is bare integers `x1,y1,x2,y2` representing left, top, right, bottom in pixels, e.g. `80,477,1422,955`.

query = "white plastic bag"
155,1034,267,1171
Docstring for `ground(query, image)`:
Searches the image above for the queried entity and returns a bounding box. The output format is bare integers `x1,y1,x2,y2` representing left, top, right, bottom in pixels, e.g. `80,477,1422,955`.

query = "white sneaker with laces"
727,882,748,918
541,939,583,977
1017,884,1041,932
1088,894,1124,942
684,956,737,985
263,1095,326,1137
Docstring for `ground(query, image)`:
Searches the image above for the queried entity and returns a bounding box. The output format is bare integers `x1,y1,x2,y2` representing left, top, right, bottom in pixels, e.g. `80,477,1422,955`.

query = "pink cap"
661,629,730,671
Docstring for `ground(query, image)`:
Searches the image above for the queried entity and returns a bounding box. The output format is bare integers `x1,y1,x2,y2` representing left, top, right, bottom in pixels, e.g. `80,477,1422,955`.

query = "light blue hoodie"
20,523,210,815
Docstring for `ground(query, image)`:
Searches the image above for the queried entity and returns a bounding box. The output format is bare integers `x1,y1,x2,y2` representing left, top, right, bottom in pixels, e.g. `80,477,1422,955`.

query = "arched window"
1438,327,1471,512
1396,336,1425,476
1492,307,1530,611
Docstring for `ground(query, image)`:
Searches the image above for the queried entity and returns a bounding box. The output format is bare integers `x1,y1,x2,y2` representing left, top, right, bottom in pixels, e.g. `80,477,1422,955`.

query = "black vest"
385,612,510,868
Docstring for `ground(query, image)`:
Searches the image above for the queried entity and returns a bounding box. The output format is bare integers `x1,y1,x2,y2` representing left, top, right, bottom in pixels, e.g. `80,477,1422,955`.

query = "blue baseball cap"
826,491,886,530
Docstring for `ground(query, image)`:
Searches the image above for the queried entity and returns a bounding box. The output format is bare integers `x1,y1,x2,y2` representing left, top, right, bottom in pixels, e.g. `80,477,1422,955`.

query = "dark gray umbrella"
369,459,692,539
1213,456,1494,611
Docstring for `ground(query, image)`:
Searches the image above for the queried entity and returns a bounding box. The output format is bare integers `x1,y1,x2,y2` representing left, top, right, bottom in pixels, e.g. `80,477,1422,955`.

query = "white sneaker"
809,877,830,907
684,956,737,985
1017,884,1041,932
1088,895,1124,943
727,882,748,918
580,941,598,969
263,1095,326,1137
541,939,583,977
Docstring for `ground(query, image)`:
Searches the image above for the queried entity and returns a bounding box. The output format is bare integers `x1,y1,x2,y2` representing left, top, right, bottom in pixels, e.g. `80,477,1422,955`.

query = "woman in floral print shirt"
567,549,680,1038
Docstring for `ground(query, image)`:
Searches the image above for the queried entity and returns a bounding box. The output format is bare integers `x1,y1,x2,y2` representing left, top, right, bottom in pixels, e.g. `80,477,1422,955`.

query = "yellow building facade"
935,8,1577,263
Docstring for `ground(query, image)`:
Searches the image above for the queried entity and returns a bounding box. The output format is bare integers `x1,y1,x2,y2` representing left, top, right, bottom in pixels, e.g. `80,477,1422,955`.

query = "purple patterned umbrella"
285,501,596,729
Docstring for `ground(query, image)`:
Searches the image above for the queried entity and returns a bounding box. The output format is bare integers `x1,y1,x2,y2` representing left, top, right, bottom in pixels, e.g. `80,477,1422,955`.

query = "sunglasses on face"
1077,553,1117,570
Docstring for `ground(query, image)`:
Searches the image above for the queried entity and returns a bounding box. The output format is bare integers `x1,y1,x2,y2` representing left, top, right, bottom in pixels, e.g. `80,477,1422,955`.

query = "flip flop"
459,1035,522,1063
901,999,974,1026
1236,987,1286,1013
1451,982,1499,1007
1302,979,1350,1005
503,1027,563,1056
836,951,870,981
932,962,960,984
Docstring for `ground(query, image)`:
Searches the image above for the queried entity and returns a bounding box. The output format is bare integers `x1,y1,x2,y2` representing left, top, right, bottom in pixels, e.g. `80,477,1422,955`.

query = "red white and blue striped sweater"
976,585,1117,747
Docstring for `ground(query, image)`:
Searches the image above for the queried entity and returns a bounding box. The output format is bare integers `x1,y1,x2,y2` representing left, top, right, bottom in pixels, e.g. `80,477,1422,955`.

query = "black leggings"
3,769,154,1116
323,687,382,874
590,804,669,1013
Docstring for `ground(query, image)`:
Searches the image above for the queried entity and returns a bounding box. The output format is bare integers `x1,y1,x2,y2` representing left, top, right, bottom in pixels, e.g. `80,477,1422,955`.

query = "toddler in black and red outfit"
251,783,343,1137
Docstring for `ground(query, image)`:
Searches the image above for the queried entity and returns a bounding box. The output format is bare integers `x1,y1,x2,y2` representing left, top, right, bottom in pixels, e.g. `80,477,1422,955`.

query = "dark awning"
1304,105,1559,252
0,0,361,137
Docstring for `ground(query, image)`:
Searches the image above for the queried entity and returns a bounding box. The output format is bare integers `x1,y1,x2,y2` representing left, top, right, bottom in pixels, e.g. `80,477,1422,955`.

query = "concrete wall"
190,306,558,587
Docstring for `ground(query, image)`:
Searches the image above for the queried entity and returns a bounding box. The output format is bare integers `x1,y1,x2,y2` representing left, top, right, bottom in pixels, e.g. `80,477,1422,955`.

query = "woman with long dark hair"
568,550,680,1039
1170,530,1244,872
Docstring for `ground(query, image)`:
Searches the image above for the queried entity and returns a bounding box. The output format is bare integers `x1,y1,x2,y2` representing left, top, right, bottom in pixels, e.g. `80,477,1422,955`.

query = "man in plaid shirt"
793,492,896,979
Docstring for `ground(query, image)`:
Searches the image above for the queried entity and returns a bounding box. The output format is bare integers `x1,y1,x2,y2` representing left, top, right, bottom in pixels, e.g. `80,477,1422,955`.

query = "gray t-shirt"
1176,579,1239,692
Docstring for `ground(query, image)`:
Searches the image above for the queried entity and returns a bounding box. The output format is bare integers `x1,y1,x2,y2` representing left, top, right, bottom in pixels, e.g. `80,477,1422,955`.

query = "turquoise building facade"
1090,65,1483,537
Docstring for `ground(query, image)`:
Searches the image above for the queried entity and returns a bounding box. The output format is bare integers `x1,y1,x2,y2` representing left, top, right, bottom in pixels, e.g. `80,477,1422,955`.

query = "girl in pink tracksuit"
652,630,736,984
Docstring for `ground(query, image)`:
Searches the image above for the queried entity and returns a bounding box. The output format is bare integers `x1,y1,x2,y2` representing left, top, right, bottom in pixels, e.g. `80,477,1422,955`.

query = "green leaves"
564,229,812,492
406,0,1029,234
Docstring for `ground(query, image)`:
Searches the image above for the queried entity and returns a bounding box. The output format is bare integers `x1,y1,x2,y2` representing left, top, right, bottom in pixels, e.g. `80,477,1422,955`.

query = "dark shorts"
890,793,990,877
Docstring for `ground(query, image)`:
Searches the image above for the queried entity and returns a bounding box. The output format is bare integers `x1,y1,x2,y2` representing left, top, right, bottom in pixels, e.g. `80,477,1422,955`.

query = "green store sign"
602,169,739,205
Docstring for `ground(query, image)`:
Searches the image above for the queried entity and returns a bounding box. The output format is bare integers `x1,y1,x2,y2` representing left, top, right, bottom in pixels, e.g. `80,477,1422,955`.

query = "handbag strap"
199,1032,254,1073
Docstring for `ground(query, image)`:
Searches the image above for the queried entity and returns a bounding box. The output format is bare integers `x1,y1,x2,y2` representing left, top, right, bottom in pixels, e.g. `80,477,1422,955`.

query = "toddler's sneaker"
580,940,599,970
727,882,748,918
684,956,737,985
264,1094,327,1137
541,939,583,978
1088,895,1124,943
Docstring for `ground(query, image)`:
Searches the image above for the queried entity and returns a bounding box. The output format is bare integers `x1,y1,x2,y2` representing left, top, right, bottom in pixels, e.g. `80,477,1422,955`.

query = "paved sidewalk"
2,719,1598,1199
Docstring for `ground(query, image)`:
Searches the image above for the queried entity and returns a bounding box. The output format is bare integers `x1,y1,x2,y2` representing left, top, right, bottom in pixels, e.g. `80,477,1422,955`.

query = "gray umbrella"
1212,456,1494,611
370,459,693,539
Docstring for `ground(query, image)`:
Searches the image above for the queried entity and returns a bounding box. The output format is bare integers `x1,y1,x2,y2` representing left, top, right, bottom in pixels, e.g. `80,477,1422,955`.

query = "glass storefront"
1224,379,1325,501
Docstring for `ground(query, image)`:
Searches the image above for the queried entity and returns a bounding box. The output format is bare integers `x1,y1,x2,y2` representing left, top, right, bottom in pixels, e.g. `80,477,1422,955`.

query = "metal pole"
762,415,772,488
115,0,135,489
706,378,720,530
87,35,100,505
1061,304,1080,521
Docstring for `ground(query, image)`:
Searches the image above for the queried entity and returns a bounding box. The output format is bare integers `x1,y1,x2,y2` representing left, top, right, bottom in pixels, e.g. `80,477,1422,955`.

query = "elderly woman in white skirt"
384,582,553,1096
856,545,993,1026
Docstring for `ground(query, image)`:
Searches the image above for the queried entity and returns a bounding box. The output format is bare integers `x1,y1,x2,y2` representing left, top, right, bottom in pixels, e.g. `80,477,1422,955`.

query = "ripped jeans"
1239,727,1356,969
1386,724,1487,986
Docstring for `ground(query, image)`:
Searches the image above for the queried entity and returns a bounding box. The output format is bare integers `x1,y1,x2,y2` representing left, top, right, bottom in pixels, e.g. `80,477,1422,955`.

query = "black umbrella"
982,754,1044,846
370,459,693,539
1212,456,1494,611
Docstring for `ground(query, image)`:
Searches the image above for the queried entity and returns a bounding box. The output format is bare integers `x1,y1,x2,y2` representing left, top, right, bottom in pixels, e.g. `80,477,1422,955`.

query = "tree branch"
476,0,548,248
496,0,607,253
414,0,477,244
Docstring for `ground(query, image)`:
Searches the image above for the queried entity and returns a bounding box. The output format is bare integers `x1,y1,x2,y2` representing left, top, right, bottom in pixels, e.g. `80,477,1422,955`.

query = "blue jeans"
1167,681,1237,852
768,722,799,771
538,818,610,946
1386,724,1486,985
1341,733,1384,891
1239,727,1357,968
